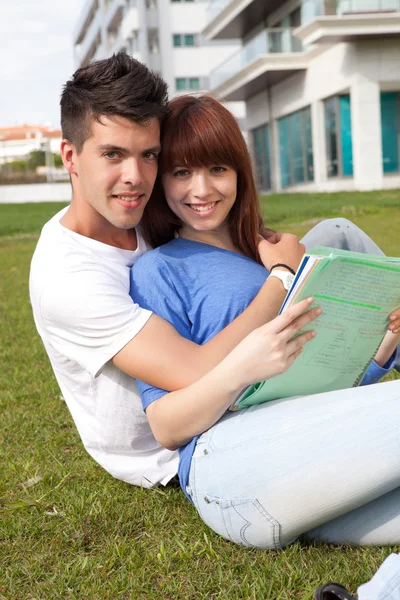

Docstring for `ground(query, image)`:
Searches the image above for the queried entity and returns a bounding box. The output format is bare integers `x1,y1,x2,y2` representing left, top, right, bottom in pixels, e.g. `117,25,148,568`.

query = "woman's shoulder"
132,239,184,279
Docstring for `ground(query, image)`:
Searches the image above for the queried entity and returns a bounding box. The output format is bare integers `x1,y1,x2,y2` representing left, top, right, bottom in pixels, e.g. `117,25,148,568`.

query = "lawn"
1,192,400,600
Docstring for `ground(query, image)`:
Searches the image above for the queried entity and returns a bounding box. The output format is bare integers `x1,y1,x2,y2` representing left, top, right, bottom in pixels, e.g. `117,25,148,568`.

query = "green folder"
230,246,400,411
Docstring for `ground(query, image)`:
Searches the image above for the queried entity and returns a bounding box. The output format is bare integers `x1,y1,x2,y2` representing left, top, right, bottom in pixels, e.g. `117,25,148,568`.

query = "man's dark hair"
60,52,168,152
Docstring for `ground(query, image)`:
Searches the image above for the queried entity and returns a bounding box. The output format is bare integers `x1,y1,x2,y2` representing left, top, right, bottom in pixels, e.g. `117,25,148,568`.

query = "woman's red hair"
141,94,272,263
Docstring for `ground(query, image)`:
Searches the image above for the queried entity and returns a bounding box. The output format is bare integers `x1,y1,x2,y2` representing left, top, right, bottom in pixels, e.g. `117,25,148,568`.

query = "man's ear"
60,139,77,175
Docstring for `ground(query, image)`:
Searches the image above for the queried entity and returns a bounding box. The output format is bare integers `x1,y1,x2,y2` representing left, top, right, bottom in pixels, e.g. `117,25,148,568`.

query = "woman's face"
162,165,238,235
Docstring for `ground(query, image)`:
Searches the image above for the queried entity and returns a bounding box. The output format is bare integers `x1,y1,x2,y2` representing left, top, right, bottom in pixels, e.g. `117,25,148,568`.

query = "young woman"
130,94,400,549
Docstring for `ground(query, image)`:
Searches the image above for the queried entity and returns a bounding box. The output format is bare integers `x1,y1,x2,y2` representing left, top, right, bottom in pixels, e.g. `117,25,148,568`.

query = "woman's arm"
114,234,305,390
144,299,320,450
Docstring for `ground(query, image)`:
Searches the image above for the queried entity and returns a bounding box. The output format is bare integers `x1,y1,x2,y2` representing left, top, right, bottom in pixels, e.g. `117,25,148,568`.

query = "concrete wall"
0,183,71,204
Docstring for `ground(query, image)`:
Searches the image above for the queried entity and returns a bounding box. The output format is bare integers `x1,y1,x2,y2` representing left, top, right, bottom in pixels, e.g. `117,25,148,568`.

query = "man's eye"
105,152,119,159
143,152,158,160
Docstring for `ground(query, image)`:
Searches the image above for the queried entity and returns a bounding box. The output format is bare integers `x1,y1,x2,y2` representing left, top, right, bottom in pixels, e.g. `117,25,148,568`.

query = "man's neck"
60,203,138,251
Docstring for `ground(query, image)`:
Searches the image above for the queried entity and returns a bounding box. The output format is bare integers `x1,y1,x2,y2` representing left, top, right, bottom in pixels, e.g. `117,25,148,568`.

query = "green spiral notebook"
230,246,400,411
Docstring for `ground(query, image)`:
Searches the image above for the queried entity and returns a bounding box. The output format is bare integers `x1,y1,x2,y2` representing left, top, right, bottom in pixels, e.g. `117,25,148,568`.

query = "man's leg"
300,218,384,256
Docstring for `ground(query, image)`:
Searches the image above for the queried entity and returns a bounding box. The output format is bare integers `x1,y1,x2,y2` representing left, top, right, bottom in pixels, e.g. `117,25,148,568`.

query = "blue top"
130,238,396,500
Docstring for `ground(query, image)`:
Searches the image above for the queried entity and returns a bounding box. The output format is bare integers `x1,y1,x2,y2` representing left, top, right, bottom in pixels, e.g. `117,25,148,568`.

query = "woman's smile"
184,201,219,215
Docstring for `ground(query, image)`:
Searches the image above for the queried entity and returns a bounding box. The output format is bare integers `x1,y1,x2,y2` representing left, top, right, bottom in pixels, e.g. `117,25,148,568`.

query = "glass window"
252,124,271,191
324,97,339,177
339,96,353,177
189,78,200,90
304,107,314,181
278,107,314,188
324,95,353,178
184,34,195,46
290,112,304,184
278,118,291,188
381,92,399,174
173,34,181,47
175,78,187,90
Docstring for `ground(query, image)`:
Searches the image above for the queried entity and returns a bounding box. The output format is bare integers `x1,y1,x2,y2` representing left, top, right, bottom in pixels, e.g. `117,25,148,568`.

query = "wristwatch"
268,269,294,291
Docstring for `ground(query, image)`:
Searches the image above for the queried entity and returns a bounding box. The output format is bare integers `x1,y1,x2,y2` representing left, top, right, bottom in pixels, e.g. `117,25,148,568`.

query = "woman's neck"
178,225,241,254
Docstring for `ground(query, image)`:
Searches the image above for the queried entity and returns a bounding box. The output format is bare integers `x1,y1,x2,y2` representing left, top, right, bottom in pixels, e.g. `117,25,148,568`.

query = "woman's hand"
373,308,400,367
258,233,305,273
146,297,321,451
224,297,321,389
388,308,400,334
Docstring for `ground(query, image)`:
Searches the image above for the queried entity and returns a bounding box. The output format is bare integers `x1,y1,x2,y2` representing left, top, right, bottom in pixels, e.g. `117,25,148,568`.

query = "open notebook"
230,246,400,411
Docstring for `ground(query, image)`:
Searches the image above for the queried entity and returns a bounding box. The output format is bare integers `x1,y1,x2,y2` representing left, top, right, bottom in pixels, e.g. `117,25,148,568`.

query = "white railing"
302,0,400,21
210,28,302,89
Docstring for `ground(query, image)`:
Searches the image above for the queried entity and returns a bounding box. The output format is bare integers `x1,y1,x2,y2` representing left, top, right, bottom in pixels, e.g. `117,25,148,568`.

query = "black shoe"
314,582,356,600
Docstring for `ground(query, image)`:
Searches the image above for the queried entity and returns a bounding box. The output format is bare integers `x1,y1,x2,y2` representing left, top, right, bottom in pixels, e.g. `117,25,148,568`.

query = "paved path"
0,183,71,203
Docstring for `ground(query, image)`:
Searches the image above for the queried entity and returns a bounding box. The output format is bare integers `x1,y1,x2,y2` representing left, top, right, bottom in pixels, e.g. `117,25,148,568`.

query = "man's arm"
113,234,305,390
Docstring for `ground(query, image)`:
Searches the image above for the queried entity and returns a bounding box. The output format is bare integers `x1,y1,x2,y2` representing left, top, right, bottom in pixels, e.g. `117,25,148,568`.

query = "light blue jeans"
187,218,400,549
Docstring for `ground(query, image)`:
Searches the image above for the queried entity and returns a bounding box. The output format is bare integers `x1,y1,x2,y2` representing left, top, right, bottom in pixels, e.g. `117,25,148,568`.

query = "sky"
0,0,85,129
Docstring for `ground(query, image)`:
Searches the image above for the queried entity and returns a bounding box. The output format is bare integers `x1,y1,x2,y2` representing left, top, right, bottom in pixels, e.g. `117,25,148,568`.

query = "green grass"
1,193,400,600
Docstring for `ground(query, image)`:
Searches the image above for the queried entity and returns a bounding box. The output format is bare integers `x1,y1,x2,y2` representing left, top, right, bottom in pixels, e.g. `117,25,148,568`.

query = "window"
189,77,199,90
324,95,353,178
173,34,196,47
252,124,271,191
175,78,187,91
381,92,400,174
278,107,314,188
175,77,200,91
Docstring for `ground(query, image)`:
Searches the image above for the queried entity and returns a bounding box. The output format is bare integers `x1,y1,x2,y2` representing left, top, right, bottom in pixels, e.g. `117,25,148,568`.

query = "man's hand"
258,233,305,273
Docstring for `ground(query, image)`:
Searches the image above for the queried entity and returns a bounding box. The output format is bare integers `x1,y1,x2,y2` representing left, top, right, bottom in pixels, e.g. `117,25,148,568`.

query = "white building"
204,0,400,193
73,0,245,120
0,125,62,164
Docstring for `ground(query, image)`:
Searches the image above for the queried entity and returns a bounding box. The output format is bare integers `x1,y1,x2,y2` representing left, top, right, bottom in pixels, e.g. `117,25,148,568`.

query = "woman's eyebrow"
144,145,161,154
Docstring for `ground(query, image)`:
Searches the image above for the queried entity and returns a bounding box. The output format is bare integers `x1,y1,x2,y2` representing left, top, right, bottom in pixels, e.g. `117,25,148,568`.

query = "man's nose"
121,158,143,186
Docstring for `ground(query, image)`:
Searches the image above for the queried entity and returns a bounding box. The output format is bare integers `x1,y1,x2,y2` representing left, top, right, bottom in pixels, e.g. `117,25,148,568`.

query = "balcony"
297,0,400,44
121,7,139,41
105,0,126,38
75,9,102,67
73,0,99,45
204,0,284,40
210,28,313,101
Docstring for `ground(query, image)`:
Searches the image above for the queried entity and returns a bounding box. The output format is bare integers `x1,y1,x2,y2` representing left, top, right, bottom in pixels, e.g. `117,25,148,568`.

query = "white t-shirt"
29,208,178,487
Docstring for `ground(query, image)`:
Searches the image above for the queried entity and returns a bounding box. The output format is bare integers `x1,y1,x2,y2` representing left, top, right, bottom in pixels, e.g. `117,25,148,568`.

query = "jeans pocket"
203,493,281,549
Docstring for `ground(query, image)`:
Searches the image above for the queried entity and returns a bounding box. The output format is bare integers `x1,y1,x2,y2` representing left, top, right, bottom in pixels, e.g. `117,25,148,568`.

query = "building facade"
204,0,400,193
73,0,244,119
0,125,62,164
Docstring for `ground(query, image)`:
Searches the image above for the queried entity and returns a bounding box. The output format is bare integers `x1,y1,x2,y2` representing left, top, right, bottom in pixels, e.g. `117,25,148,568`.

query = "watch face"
284,273,294,291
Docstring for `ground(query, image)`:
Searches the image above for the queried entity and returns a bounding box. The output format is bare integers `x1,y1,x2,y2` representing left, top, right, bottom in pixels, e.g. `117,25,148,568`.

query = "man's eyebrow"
97,144,127,153
97,144,161,154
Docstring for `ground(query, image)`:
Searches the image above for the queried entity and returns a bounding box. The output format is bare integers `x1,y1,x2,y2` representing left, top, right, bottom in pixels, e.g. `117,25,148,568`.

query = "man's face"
69,115,160,235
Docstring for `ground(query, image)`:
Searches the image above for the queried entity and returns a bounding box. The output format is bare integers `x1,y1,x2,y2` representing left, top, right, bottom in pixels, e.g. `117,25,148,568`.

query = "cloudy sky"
0,0,85,129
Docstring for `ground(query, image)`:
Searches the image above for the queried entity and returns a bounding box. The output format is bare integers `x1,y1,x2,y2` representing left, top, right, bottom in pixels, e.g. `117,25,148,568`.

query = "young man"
29,52,311,488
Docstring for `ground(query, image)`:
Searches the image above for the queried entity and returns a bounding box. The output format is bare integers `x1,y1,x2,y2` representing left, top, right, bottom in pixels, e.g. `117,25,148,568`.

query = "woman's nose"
192,173,212,199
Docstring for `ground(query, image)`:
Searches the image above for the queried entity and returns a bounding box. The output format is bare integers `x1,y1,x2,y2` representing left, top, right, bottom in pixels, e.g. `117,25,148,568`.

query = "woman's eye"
173,169,189,177
211,166,227,173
